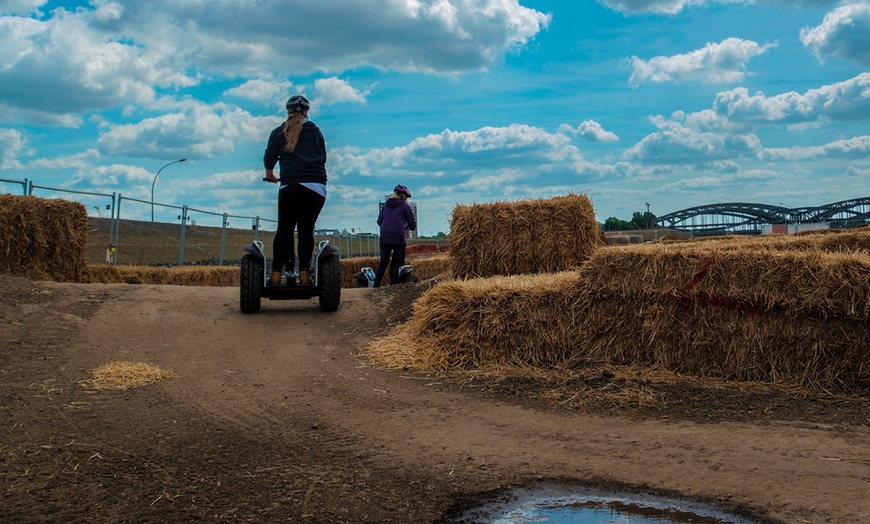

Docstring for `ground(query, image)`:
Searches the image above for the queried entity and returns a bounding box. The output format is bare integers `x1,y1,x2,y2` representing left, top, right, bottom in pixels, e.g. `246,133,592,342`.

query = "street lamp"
151,159,187,222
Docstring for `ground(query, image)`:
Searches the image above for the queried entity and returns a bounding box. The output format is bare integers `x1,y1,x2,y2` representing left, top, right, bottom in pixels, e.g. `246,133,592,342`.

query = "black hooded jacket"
263,120,327,184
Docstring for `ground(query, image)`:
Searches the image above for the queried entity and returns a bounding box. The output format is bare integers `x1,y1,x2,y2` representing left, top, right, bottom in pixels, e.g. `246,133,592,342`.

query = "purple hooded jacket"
377,197,417,244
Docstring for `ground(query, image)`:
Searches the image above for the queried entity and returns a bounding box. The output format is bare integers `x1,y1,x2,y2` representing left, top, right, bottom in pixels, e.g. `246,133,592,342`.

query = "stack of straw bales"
369,229,870,395
572,239,870,393
449,193,605,279
0,195,89,282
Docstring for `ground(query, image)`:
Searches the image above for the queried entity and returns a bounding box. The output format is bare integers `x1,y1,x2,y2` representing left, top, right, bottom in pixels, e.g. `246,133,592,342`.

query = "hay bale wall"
449,193,605,279
369,229,870,395
573,242,870,393
0,195,89,282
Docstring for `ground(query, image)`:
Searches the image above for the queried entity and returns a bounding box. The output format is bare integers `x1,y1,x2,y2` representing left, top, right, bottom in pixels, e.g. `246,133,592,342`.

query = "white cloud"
0,127,29,169
629,38,776,87
760,135,870,161
330,123,615,184
27,148,100,169
600,0,746,15
560,120,620,142
96,99,276,160
601,0,837,15
712,72,870,127
0,1,548,125
845,165,870,177
801,2,870,67
70,163,153,187
224,78,296,107
80,0,550,76
624,114,763,164
314,78,369,106
624,74,870,165
0,10,195,124
0,0,48,16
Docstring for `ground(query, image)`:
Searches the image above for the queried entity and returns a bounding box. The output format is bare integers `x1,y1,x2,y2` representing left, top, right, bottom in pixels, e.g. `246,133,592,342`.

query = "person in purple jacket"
373,184,417,287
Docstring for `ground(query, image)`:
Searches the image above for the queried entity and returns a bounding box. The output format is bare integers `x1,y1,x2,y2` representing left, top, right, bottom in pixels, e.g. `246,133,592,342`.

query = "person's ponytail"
282,112,306,152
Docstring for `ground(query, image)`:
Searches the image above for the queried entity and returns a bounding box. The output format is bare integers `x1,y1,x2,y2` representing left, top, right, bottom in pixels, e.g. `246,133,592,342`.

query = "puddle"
445,482,763,523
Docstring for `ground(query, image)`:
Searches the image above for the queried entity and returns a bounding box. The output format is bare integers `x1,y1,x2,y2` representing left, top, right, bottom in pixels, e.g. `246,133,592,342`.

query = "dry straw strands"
572,236,870,393
83,361,174,390
0,195,89,282
367,271,586,372
82,264,239,286
369,228,870,395
410,253,451,282
449,193,605,279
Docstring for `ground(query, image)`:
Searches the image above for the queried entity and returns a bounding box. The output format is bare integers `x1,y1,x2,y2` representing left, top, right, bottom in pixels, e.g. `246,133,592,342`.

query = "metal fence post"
107,192,116,264
178,205,189,266
219,213,229,266
113,194,123,264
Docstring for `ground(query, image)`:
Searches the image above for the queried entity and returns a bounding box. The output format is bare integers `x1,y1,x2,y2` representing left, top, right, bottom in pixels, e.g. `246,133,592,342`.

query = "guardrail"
2,177,447,266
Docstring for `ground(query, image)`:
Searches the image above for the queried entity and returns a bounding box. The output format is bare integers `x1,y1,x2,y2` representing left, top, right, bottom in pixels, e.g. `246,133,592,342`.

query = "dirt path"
1,275,868,523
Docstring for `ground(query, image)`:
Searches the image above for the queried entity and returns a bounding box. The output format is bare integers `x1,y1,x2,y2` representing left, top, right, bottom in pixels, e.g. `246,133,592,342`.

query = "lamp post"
151,158,187,222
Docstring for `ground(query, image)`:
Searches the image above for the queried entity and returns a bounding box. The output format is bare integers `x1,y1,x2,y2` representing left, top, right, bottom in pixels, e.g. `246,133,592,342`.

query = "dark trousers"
272,184,325,273
373,243,406,287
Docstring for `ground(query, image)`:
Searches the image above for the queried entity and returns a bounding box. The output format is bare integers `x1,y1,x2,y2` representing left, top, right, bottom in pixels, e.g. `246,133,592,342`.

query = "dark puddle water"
446,483,763,523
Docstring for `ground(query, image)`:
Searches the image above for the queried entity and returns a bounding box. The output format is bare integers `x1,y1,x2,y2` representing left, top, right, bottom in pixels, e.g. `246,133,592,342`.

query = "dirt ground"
1,274,868,523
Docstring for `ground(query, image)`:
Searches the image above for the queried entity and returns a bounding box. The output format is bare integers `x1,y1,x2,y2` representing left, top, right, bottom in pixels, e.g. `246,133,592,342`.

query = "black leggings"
272,184,325,273
373,243,406,287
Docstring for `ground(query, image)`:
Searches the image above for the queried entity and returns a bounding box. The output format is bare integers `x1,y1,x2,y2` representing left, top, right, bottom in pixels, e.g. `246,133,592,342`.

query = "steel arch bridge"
655,197,870,235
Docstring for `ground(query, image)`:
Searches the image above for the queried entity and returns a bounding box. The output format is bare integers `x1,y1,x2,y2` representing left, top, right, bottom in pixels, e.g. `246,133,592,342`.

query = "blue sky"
1,0,869,235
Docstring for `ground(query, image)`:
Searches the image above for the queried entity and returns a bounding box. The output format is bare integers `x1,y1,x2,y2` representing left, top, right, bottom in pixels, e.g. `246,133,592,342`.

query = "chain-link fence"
2,177,447,266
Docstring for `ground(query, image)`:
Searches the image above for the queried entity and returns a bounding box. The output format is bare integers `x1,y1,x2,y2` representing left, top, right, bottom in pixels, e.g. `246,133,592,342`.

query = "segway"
239,239,341,313
353,264,418,287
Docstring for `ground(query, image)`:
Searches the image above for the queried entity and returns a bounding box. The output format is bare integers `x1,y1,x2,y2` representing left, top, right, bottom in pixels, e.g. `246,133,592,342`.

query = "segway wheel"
318,255,341,312
240,254,263,314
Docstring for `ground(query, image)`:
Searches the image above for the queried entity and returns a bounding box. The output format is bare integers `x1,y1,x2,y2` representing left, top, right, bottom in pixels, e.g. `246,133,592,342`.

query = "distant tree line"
601,211,658,231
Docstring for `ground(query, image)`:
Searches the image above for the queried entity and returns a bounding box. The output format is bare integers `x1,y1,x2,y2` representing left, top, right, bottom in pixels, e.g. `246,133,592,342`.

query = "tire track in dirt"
29,280,870,523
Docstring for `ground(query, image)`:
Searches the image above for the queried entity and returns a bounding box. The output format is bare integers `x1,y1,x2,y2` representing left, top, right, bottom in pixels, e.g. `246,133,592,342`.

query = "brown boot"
298,269,311,285
268,271,282,286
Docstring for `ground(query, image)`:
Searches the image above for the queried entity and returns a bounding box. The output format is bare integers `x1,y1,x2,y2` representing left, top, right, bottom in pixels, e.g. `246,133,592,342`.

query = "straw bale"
369,232,870,395
570,294,870,393
449,193,604,279
367,271,585,371
0,194,89,282
410,254,452,282
81,265,238,286
577,243,870,320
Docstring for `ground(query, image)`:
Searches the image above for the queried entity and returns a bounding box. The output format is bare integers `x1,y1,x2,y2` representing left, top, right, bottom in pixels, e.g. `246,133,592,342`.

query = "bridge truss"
655,197,870,235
